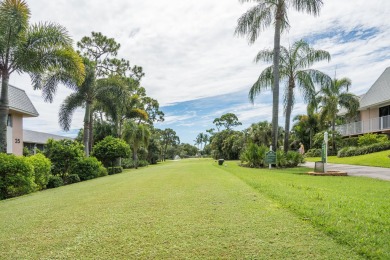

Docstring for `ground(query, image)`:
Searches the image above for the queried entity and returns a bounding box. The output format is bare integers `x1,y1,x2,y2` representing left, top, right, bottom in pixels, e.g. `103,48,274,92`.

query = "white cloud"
7,0,390,139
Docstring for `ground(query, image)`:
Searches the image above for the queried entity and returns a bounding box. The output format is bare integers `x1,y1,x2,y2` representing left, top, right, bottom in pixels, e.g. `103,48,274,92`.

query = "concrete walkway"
302,162,390,181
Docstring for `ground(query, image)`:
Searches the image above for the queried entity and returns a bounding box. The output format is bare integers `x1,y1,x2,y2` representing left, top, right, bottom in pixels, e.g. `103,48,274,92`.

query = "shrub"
358,133,388,147
240,143,267,168
98,166,108,177
70,157,102,181
340,137,359,148
47,176,64,188
337,141,390,157
276,150,304,168
92,136,131,167
305,148,322,157
122,158,149,169
107,166,123,175
43,139,84,178
138,160,149,167
25,154,52,190
0,154,36,199
65,174,80,184
121,158,134,169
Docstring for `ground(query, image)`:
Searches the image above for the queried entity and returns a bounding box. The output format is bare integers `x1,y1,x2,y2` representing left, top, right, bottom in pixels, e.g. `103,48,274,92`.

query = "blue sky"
10,0,390,144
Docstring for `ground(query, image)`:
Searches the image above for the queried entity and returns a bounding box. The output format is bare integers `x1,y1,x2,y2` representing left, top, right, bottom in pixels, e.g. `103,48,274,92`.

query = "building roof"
359,67,390,110
0,84,39,117
23,130,74,144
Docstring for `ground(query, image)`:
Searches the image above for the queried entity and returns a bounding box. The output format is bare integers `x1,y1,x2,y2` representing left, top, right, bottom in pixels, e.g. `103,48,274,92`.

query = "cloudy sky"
10,0,390,144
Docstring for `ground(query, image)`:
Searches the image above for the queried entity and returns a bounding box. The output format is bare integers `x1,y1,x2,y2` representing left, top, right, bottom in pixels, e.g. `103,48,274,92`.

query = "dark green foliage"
70,157,102,181
43,139,84,178
240,143,268,168
25,154,52,190
0,154,36,199
210,130,244,160
340,137,359,148
65,174,80,184
92,136,131,167
122,158,149,169
107,166,123,175
305,148,322,157
147,136,161,164
46,176,64,189
357,133,388,147
337,141,390,157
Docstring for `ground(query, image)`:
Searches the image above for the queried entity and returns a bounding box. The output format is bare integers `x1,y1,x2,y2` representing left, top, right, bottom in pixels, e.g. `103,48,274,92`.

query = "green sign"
265,151,277,164
321,142,326,163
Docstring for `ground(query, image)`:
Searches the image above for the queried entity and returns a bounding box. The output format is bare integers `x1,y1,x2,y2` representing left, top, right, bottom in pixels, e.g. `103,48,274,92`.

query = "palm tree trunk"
0,72,10,153
271,7,282,151
89,111,93,153
332,119,336,153
284,85,294,153
133,146,138,169
83,102,91,157
309,129,313,149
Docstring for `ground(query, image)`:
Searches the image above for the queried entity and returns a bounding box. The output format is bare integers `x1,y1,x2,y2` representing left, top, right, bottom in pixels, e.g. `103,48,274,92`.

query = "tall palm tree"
123,121,150,169
249,40,330,152
235,0,323,151
58,61,125,156
318,77,359,151
0,0,84,153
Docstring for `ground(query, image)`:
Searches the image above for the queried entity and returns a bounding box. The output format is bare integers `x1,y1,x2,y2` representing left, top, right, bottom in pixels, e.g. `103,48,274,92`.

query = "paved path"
302,162,390,181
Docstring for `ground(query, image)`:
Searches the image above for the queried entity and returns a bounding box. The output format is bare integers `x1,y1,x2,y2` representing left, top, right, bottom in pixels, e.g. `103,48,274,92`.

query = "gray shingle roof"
359,67,390,110
0,84,39,117
23,130,74,144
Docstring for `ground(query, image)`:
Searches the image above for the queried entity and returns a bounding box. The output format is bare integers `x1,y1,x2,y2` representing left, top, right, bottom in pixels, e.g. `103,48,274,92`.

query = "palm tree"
123,121,150,169
58,61,125,156
249,40,330,152
195,133,205,151
98,77,148,139
318,77,359,151
0,0,84,153
235,0,323,151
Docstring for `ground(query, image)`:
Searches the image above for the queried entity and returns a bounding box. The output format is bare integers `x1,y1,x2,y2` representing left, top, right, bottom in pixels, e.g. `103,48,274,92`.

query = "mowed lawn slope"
306,150,390,168
1,160,362,259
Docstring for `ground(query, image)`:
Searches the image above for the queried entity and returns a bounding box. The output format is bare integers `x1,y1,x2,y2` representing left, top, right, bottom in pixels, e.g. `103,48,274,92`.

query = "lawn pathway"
0,159,360,259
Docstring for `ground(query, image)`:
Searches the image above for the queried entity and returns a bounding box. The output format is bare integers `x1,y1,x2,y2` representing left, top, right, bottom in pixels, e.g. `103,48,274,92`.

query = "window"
379,105,390,117
7,114,12,127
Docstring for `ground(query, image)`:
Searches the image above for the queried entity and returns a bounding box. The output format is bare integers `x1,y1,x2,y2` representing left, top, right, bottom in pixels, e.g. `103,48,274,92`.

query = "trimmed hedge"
25,154,51,190
107,166,123,175
47,176,64,188
0,154,36,199
65,174,80,184
70,157,102,181
122,158,150,169
337,141,390,157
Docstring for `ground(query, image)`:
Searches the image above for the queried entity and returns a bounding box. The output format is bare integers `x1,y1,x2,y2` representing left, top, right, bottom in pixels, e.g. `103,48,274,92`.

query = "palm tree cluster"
235,0,324,151
58,32,168,167
236,0,359,153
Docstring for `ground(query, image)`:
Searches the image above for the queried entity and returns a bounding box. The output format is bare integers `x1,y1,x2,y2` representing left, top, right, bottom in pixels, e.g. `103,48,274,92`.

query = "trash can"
218,159,224,166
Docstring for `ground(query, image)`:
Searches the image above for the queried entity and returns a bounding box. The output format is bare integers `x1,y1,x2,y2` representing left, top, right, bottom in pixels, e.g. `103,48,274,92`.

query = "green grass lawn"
305,150,390,168
1,159,389,259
